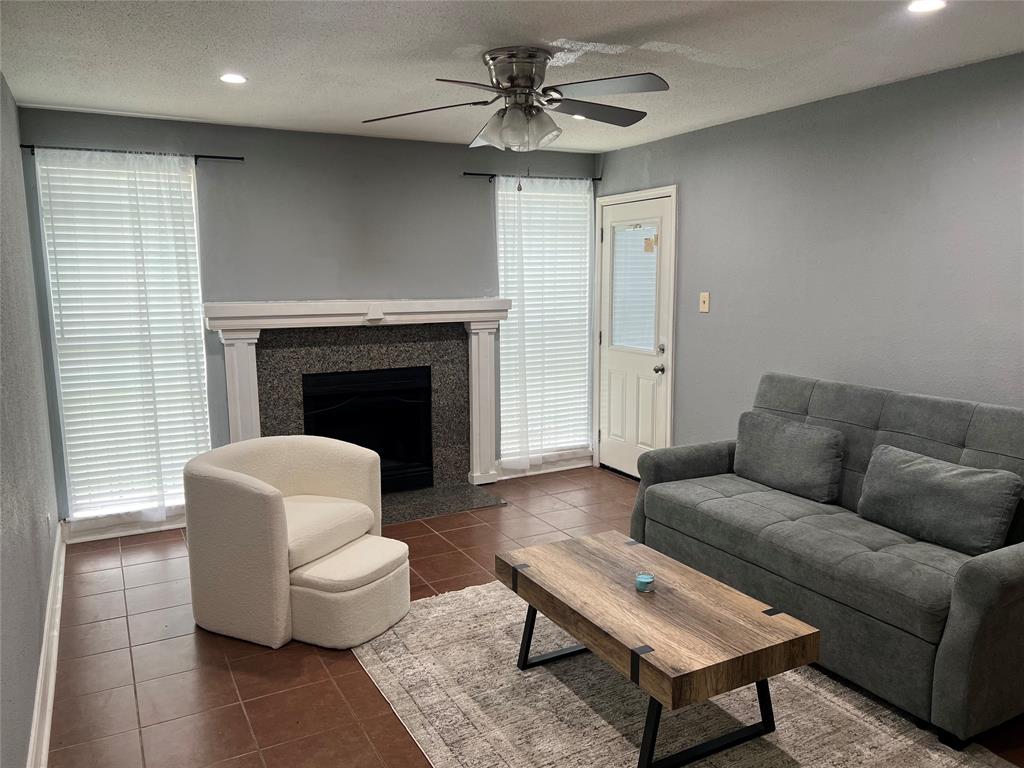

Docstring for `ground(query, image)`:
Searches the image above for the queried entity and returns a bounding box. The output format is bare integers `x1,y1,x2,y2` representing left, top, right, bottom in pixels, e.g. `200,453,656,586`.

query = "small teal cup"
635,571,656,593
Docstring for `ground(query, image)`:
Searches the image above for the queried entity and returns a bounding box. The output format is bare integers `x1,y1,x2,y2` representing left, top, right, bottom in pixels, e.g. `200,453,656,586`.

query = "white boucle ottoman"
289,534,410,649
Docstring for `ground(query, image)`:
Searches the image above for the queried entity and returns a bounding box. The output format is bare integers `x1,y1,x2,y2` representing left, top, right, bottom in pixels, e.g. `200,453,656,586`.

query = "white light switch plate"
699,292,710,313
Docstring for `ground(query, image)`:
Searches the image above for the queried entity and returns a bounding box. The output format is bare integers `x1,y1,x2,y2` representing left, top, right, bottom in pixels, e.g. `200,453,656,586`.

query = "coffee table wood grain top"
495,530,819,710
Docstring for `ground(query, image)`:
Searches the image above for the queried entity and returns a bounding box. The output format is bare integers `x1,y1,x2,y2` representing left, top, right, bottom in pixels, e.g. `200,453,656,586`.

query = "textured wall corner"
1,73,60,768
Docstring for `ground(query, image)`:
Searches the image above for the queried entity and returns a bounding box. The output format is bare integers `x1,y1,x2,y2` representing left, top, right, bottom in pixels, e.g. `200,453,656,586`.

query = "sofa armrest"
183,460,292,647
630,440,736,542
932,541,1024,739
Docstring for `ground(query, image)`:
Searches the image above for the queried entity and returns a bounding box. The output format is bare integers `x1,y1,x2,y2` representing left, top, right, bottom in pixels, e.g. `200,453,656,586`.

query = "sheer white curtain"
496,175,594,473
35,149,211,522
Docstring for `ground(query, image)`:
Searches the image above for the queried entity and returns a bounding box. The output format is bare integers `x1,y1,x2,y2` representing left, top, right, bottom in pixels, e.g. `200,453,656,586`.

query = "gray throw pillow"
734,411,844,503
858,445,1024,555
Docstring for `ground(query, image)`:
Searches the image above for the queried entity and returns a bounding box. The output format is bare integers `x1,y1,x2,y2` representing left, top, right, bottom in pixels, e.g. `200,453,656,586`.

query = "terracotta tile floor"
50,466,1024,767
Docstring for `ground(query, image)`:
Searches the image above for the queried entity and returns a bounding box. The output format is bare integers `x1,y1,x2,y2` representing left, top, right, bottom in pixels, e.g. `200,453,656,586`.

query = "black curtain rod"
20,144,244,163
463,171,601,183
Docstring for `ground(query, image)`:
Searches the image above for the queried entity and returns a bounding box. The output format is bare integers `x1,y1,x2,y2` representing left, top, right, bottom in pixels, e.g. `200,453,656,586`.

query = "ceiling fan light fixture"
500,105,530,151
361,46,669,150
472,109,507,150
528,109,562,150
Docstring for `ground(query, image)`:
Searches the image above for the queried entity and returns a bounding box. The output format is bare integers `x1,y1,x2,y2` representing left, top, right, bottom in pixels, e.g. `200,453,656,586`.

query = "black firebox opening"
302,366,433,493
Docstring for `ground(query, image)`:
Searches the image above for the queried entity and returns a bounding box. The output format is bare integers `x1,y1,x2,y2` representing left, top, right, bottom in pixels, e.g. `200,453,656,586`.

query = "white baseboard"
65,513,185,544
25,526,66,768
495,456,595,481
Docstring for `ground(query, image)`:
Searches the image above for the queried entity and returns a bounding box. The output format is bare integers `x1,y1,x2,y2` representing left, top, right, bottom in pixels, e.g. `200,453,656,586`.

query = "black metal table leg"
756,679,775,733
637,678,776,768
638,698,663,768
516,605,589,671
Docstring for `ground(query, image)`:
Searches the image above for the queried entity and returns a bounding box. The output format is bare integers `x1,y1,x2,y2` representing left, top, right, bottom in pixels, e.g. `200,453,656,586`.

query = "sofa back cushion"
734,411,844,503
858,445,1023,555
753,373,1024,545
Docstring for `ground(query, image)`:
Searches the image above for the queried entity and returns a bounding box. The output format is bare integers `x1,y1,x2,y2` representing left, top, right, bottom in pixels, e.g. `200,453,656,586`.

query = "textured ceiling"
2,1,1022,152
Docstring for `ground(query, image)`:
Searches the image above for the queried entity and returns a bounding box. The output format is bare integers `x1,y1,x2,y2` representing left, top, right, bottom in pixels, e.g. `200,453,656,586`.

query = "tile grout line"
126,564,147,768
47,697,142,754
229,651,365,706
121,675,265,735
325,666,391,767
57,653,434,759
51,651,134,704
228,637,267,767
246,662,378,762
124,631,245,687
65,554,189,577
60,593,192,632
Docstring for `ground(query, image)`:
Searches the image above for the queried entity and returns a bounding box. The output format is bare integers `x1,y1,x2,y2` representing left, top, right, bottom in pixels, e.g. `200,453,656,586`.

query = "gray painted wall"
597,54,1024,446
17,109,596,456
1,73,59,768
17,109,595,301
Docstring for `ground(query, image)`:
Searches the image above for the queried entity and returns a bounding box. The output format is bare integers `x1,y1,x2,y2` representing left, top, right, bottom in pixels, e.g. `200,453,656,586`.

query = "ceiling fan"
363,46,669,152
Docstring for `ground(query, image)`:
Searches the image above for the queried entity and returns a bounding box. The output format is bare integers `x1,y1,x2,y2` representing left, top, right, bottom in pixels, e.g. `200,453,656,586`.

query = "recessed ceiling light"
572,114,587,121
907,0,945,12
219,73,247,84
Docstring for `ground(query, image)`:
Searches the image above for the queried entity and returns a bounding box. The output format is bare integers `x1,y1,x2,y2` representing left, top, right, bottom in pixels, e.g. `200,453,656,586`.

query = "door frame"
592,185,678,471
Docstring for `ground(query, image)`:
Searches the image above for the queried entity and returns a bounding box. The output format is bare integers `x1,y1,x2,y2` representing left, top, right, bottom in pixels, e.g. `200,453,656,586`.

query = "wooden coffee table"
495,530,820,768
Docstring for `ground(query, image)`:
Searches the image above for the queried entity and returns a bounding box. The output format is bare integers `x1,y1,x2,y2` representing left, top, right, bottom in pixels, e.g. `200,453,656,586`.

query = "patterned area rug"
354,582,1011,768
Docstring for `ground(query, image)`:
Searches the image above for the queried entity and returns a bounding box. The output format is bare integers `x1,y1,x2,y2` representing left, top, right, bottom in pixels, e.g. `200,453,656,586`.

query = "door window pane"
611,222,658,351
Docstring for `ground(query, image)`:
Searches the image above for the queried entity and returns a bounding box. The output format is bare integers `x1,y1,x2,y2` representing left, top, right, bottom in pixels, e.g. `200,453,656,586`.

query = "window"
496,175,593,472
610,222,658,351
35,149,210,520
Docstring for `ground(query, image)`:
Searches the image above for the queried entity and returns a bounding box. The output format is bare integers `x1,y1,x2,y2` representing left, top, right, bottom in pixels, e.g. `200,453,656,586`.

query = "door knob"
653,364,665,374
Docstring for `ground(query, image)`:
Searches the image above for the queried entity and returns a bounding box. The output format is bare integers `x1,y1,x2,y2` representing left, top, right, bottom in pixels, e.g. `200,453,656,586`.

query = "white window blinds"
496,175,593,471
35,149,211,520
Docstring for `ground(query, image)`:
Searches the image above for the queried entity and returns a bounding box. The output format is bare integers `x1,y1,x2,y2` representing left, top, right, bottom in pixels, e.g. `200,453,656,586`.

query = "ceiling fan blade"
436,78,506,96
362,98,495,124
543,73,668,100
547,98,646,127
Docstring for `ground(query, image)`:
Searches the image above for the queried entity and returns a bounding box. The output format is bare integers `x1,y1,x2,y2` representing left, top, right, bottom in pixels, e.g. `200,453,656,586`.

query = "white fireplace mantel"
204,298,512,332
205,298,511,485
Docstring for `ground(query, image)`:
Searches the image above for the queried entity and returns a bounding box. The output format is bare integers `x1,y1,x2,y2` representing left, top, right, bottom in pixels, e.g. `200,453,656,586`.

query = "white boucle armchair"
184,435,383,648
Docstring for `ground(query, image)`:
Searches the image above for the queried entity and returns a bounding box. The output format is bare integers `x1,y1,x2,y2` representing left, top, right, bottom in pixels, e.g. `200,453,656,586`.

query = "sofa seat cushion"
284,495,375,569
645,476,970,642
290,535,409,593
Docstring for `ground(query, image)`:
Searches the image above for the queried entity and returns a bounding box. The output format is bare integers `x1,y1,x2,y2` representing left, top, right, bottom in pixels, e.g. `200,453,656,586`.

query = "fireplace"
208,298,509,485
302,366,434,493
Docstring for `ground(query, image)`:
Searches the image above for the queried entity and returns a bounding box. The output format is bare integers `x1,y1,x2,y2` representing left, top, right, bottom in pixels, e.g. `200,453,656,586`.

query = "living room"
1,2,1022,767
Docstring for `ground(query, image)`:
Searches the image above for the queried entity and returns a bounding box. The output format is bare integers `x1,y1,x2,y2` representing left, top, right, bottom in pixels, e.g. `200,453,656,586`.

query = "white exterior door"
597,192,675,476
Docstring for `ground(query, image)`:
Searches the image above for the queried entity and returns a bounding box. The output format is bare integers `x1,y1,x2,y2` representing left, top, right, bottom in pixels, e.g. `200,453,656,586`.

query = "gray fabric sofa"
630,372,1024,743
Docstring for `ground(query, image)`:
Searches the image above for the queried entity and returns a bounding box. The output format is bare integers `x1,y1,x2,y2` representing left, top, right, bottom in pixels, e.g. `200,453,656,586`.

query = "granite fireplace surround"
257,324,470,486
204,298,511,521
